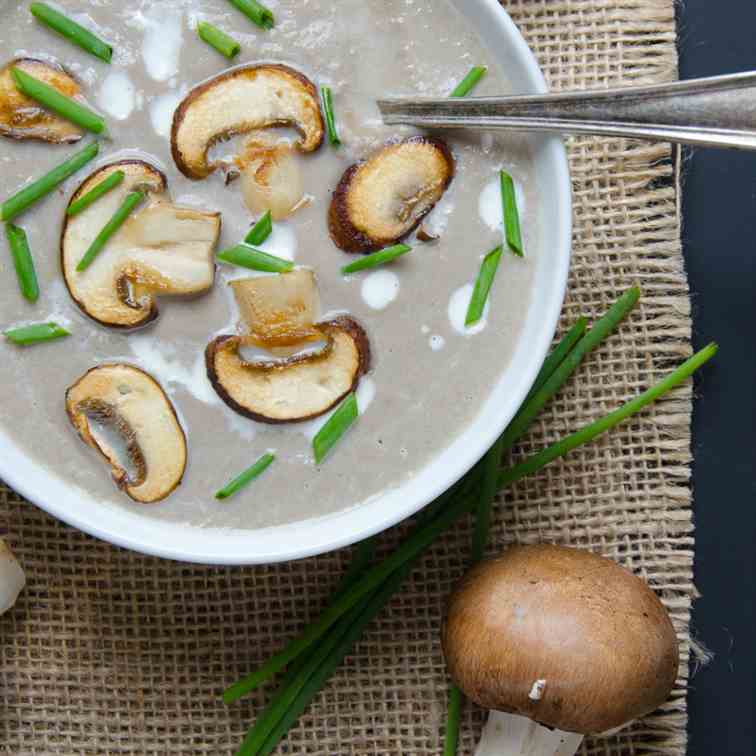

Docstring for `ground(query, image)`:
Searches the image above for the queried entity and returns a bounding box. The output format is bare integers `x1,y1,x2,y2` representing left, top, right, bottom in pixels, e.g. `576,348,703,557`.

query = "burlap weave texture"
1,1,693,753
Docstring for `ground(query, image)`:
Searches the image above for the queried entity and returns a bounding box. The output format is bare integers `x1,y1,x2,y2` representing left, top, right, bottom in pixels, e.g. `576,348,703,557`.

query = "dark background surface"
677,2,756,754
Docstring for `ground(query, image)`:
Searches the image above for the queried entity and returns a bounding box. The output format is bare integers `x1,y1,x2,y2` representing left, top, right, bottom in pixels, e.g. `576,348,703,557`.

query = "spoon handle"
378,71,756,149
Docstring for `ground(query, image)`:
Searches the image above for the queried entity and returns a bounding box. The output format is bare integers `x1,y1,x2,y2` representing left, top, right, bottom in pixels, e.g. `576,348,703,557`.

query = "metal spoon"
377,71,756,149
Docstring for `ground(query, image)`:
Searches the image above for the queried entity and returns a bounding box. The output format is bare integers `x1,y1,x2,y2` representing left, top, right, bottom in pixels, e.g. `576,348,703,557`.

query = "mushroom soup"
0,0,540,529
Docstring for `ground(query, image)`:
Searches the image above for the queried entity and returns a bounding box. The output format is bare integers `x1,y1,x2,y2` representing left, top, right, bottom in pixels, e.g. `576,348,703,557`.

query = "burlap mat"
0,1,694,754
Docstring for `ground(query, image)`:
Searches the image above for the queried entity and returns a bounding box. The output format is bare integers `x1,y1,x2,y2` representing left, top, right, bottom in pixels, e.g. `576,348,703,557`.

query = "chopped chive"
215,453,275,500
66,170,124,216
341,243,412,275
12,67,107,135
1,141,99,222
244,210,273,246
450,66,487,97
217,243,294,273
4,322,69,346
227,0,275,29
312,393,358,465
500,170,523,256
4,223,39,303
223,338,716,701
76,191,144,272
465,245,502,326
30,3,112,63
197,21,240,59
321,86,341,147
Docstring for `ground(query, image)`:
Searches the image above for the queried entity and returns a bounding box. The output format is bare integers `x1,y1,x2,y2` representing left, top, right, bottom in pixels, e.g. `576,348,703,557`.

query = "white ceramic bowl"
0,0,571,564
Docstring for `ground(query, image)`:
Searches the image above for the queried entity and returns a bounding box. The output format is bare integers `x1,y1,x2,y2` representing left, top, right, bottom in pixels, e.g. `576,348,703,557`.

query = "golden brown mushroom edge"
0,57,84,143
61,160,221,329
329,136,455,253
66,364,187,504
170,63,325,180
206,271,371,424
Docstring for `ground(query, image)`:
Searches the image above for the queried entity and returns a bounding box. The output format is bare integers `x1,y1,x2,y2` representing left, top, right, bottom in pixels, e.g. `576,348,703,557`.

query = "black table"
678,2,756,753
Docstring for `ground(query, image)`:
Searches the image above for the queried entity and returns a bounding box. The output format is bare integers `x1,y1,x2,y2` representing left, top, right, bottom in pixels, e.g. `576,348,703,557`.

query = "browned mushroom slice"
206,316,370,423
0,57,84,143
170,64,325,180
61,160,221,329
66,364,187,503
208,271,370,422
328,136,454,253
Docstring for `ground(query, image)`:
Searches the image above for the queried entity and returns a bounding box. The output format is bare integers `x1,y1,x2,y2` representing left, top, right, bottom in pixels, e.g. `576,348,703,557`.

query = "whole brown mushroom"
442,544,679,755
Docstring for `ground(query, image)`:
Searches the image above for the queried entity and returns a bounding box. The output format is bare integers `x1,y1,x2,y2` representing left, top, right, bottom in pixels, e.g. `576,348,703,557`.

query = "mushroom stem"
475,711,583,756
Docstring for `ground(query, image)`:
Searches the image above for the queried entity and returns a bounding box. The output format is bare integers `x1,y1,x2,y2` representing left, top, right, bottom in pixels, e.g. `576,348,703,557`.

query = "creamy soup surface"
0,0,539,530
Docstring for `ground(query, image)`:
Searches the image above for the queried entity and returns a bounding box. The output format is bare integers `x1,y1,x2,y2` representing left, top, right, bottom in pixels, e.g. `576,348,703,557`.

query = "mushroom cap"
442,544,679,735
61,160,220,329
66,364,187,503
206,316,370,424
170,63,324,180
328,136,454,253
0,57,84,143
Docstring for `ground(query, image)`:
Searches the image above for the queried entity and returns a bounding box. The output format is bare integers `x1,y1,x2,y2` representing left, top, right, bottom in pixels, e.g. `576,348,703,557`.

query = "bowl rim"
0,0,572,565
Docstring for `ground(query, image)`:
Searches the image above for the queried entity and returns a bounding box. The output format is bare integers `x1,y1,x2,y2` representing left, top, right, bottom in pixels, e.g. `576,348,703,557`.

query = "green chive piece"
12,67,107,135
1,141,99,222
4,223,39,303
443,685,464,756
197,21,241,59
76,191,144,272
227,0,275,29
215,453,275,500
450,66,487,97
498,287,640,454
312,393,358,465
341,243,412,275
465,245,503,326
244,211,273,246
523,317,589,405
499,342,719,488
223,340,716,702
66,170,125,217
321,86,341,147
30,3,112,63
217,244,294,273
4,322,70,345
500,170,523,256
